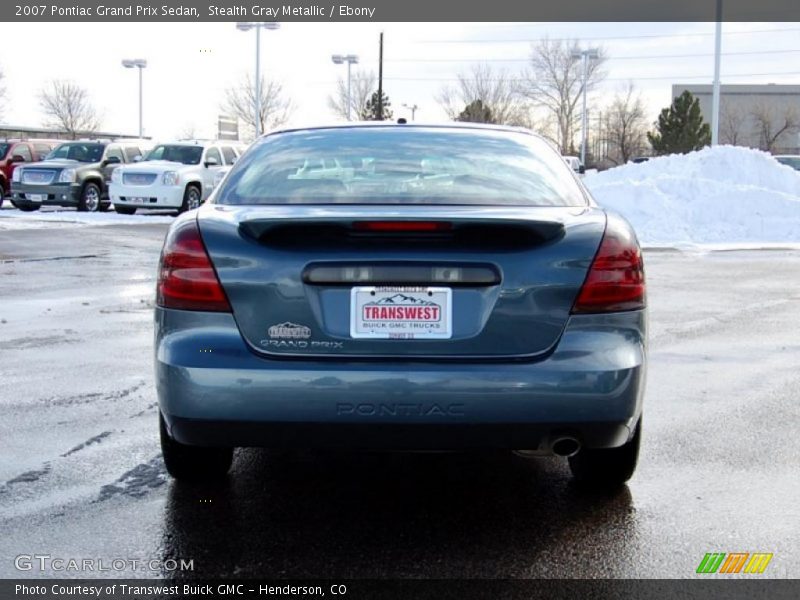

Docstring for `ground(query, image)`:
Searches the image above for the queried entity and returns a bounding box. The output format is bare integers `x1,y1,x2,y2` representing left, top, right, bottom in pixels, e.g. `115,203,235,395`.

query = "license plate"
129,197,147,204
350,286,452,339
26,194,44,202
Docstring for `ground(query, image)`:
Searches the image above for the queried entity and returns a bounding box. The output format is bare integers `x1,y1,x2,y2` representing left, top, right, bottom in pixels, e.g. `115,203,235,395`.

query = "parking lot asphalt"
0,217,799,579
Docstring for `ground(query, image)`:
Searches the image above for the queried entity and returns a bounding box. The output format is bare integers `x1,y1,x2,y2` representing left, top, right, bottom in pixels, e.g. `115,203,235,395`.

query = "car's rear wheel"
114,205,137,215
77,182,101,212
159,414,233,481
178,184,201,214
568,418,641,487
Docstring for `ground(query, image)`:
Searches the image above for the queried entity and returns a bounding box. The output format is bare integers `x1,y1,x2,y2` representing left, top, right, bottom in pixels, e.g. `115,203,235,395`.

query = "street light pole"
255,25,261,138
138,66,142,137
347,59,352,119
580,53,589,164
237,22,280,138
403,103,419,121
332,54,359,120
571,48,599,166
121,59,147,138
711,0,723,146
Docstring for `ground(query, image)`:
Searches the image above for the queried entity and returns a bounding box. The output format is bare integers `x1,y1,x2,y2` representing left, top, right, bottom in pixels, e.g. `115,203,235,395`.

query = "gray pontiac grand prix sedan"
155,123,647,487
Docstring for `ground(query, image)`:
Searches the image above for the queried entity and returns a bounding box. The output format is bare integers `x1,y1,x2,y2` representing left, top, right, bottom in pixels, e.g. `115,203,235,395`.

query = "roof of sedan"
262,121,540,139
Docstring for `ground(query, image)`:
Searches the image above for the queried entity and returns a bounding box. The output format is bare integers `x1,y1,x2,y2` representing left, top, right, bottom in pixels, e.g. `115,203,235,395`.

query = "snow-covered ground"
584,146,800,248
0,206,174,230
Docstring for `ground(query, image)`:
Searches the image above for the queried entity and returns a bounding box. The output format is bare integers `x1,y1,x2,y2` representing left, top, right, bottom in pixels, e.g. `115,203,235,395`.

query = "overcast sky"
1,21,798,140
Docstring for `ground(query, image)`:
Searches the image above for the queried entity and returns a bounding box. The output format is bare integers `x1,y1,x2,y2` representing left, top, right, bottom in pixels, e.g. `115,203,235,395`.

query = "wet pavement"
0,215,798,579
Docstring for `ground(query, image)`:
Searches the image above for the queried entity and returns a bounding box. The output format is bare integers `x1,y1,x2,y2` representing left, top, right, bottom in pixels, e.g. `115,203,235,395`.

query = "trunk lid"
198,204,606,360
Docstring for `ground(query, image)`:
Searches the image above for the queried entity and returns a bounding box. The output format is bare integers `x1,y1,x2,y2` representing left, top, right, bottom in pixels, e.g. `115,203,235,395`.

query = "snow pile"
0,208,174,230
584,146,800,247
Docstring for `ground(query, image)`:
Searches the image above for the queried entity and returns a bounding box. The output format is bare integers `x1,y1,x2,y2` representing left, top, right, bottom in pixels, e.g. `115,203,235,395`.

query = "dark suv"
11,140,146,212
0,139,59,206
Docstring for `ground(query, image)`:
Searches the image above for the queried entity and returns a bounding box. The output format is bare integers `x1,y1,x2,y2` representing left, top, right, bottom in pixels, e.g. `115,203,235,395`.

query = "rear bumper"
166,419,633,450
156,309,647,450
11,183,81,207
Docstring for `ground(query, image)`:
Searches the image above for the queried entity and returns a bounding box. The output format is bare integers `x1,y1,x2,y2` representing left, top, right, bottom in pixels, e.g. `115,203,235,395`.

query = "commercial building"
672,84,800,154
0,124,142,141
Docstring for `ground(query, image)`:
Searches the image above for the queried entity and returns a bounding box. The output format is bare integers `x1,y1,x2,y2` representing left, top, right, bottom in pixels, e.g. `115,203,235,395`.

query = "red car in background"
0,139,60,206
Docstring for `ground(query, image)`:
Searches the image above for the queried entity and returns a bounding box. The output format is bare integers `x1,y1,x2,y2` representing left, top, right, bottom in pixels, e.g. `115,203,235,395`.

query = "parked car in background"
774,155,800,171
10,140,148,212
0,139,60,205
110,140,242,214
629,157,651,164
562,155,585,174
155,123,647,488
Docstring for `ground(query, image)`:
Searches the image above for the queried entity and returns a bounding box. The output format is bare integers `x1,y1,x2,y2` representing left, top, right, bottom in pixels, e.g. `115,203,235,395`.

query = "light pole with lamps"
331,54,359,120
121,59,147,138
402,103,419,121
710,0,723,145
570,48,599,166
236,21,280,138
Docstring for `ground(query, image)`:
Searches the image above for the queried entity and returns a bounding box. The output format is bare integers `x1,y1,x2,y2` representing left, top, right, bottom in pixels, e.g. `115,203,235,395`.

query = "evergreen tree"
648,90,711,155
456,99,495,124
363,91,393,121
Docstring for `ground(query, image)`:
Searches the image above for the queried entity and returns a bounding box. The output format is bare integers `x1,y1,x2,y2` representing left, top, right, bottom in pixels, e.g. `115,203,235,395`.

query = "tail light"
572,220,645,314
157,219,231,312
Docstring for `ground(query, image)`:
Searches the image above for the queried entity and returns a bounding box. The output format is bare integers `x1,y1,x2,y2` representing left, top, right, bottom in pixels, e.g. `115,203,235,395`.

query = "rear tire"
568,418,641,487
77,182,101,212
114,205,137,215
178,184,201,214
160,414,233,481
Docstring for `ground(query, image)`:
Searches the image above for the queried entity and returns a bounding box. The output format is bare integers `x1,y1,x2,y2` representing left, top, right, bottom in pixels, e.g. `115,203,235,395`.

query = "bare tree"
327,69,377,121
507,108,548,135
719,101,746,146
519,39,606,154
222,74,293,140
39,80,100,139
436,63,527,126
603,83,648,165
751,103,800,152
177,123,197,140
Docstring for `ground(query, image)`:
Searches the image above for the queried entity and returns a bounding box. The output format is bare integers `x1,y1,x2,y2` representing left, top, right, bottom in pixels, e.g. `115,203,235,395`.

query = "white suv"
562,155,585,175
109,141,242,214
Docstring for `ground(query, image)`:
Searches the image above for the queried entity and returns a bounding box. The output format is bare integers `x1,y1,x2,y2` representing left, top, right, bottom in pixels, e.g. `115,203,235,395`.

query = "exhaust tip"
551,437,581,458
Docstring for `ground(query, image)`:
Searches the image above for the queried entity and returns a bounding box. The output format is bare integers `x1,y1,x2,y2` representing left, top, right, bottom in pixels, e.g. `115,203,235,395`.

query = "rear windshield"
216,127,587,206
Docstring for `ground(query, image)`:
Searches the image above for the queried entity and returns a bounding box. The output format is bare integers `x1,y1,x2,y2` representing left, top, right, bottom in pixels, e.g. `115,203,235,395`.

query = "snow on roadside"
0,207,174,230
584,146,800,247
